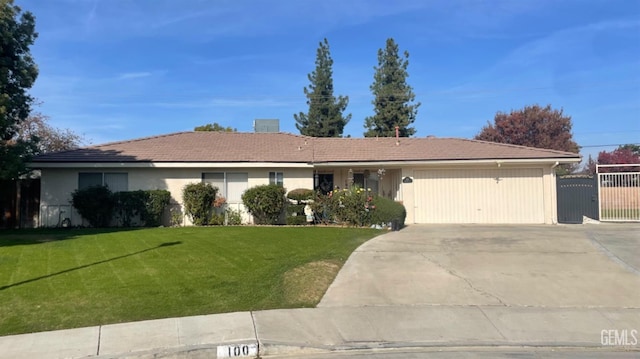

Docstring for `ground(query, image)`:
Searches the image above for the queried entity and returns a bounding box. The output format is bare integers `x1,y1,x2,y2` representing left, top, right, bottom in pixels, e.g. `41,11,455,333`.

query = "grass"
600,208,640,221
0,226,379,336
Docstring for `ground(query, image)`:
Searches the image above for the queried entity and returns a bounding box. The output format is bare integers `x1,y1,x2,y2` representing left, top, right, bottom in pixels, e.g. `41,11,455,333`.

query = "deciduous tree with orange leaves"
475,104,579,153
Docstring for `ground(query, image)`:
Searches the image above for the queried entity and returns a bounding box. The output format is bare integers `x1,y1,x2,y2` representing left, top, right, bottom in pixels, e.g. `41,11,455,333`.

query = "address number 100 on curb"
217,344,258,357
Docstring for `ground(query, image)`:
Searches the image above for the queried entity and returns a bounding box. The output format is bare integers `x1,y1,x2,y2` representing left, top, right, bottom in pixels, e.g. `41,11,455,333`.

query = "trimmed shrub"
242,184,287,225
143,190,171,226
72,188,172,228
286,215,307,225
113,190,146,227
286,188,314,202
170,206,183,227
71,185,115,227
286,188,314,226
372,196,406,228
183,182,218,226
112,190,171,227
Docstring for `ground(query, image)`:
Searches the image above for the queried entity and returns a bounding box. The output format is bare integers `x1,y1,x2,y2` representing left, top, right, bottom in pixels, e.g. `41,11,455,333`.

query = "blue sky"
19,0,640,162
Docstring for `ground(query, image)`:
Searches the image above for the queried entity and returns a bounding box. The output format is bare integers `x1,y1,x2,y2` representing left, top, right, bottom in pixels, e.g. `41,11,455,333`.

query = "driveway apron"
319,224,640,308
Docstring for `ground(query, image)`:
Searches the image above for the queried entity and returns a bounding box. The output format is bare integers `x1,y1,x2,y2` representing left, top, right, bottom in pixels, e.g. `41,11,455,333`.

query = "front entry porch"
312,167,402,201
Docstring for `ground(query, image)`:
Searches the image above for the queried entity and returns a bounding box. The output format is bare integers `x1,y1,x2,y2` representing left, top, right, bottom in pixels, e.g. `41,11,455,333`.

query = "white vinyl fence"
597,164,640,222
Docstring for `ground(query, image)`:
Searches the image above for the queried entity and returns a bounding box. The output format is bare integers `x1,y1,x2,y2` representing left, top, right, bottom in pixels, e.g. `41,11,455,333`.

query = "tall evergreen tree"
0,0,38,179
295,38,351,137
364,38,420,137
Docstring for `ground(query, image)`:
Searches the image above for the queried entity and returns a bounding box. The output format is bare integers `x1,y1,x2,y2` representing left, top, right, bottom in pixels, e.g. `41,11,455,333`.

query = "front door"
317,173,334,194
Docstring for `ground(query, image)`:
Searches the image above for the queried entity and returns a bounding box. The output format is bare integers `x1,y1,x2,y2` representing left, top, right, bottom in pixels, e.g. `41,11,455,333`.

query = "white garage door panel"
414,168,544,224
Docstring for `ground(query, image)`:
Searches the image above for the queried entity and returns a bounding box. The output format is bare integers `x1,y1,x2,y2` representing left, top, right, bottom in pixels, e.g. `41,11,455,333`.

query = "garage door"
414,168,545,224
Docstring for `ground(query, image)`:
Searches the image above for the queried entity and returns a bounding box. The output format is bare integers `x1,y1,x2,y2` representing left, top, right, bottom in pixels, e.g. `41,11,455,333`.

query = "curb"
58,341,640,359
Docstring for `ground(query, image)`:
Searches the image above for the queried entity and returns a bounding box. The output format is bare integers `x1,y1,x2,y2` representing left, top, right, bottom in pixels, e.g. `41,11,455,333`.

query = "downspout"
550,161,560,224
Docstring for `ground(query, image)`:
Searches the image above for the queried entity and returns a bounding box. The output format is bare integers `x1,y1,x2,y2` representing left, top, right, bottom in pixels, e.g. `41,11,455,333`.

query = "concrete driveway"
319,224,640,308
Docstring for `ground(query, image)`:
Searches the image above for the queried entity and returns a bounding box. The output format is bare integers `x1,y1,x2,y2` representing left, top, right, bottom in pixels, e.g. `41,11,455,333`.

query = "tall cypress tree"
295,38,351,137
364,38,420,137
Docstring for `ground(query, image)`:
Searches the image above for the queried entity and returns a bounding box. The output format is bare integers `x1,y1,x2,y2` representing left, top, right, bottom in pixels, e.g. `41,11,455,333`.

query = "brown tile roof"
30,131,580,164
312,137,580,162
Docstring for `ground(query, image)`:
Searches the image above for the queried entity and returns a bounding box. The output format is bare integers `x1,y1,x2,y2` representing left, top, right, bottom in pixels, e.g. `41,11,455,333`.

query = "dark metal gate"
0,178,40,229
557,176,599,224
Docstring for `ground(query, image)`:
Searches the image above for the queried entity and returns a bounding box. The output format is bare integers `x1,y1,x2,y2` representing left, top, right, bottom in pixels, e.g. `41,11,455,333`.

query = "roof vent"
253,119,280,133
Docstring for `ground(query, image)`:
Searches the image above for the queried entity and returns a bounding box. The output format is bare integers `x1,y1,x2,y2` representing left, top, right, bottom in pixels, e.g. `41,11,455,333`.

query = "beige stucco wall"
39,166,313,227
38,162,561,226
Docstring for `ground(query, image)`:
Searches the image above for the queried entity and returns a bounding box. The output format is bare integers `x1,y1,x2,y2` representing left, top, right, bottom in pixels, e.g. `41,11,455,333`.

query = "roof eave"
28,161,314,169
313,157,582,167
29,157,581,169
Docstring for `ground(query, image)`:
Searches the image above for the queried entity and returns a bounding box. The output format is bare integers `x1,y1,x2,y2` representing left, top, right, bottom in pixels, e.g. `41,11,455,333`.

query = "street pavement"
0,224,638,358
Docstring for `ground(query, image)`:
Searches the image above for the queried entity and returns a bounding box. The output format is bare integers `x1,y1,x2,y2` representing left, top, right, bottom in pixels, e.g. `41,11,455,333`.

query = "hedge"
182,182,218,226
71,187,171,227
242,184,287,225
371,196,406,228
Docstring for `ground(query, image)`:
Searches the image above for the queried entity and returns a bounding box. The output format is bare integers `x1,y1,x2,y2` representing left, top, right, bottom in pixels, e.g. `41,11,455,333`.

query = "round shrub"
71,185,115,227
372,196,406,228
113,190,146,227
242,184,286,225
183,182,218,226
286,188,314,202
143,190,171,226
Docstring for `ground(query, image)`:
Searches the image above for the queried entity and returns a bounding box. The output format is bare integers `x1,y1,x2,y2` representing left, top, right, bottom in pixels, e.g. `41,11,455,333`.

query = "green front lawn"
600,208,640,221
0,227,379,336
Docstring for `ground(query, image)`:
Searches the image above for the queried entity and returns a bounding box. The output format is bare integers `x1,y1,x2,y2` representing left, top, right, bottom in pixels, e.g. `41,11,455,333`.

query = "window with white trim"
78,172,128,192
203,172,248,202
269,171,284,187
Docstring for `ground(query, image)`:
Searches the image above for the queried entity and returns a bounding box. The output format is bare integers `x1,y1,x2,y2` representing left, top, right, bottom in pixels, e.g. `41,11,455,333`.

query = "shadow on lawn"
0,227,148,247
0,241,181,291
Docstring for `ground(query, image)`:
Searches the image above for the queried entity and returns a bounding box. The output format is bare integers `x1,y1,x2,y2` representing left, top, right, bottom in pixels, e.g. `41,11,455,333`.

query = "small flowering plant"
212,194,227,216
213,194,227,208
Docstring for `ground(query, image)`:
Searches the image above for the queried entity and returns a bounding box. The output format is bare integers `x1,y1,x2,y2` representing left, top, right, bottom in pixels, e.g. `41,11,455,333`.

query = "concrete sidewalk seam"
175,318,181,346
251,311,261,357
96,325,102,356
477,306,508,341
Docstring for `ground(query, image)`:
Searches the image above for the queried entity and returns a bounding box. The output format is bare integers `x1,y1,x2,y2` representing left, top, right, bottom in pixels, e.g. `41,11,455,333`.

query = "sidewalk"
1,305,639,358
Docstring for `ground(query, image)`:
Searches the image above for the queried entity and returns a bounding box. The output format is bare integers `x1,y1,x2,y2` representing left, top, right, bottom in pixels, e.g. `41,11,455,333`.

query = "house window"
353,172,378,194
269,172,284,187
203,172,248,202
78,172,128,192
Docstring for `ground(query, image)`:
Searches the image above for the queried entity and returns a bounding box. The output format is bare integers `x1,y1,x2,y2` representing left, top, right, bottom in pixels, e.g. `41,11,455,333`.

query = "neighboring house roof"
30,131,581,165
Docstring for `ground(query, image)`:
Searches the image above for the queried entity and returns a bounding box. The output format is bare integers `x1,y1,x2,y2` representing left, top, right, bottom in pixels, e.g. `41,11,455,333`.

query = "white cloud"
117,72,153,80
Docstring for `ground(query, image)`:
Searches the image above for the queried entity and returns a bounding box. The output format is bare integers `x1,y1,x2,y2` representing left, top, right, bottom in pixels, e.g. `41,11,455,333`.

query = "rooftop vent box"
253,119,280,133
